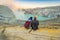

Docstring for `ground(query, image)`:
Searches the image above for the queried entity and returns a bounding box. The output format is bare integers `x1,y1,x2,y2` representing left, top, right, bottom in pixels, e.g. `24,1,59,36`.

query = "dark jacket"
31,20,39,30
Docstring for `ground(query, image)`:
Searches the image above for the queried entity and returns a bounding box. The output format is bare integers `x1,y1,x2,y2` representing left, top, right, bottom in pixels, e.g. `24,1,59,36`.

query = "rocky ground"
0,25,60,40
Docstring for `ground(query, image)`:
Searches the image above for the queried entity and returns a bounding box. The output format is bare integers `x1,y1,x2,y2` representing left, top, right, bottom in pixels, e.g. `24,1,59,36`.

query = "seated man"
31,17,39,30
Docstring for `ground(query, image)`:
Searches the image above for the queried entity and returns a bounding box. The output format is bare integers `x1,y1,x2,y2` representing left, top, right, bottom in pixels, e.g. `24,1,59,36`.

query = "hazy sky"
0,0,60,9
15,1,60,8
0,0,60,19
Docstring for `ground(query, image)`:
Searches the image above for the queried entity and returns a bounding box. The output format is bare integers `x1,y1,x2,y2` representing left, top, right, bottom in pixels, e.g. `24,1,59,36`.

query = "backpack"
24,21,30,28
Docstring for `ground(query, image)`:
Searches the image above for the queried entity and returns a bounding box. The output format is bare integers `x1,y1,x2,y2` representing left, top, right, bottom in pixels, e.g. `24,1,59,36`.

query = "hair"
30,17,32,19
30,17,32,18
34,17,36,21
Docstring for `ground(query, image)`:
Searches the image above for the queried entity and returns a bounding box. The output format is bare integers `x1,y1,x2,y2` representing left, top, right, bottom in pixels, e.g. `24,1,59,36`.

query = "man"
29,17,39,33
31,17,39,30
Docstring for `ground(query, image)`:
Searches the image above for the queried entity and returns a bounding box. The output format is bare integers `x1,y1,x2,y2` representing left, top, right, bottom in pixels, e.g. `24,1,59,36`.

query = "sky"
0,0,60,10
0,0,60,19
14,0,60,9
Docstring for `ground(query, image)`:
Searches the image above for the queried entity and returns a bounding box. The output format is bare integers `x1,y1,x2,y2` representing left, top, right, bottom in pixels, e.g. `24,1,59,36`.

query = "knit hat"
28,17,33,21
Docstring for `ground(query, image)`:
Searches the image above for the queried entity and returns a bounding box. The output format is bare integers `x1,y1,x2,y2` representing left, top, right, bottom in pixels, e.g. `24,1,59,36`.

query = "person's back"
24,17,33,29
31,17,39,30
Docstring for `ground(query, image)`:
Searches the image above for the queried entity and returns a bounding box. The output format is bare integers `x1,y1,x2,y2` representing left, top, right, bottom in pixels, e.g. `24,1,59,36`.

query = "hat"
28,17,33,21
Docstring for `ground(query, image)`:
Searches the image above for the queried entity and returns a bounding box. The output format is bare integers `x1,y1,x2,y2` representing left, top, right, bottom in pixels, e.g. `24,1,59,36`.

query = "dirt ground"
0,26,60,40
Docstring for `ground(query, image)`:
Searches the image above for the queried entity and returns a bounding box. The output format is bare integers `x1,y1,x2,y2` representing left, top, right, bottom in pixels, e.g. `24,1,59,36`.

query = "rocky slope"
0,5,16,24
23,6,60,18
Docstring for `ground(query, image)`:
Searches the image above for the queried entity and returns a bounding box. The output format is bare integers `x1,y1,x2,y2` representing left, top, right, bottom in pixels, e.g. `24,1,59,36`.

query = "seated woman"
24,17,33,29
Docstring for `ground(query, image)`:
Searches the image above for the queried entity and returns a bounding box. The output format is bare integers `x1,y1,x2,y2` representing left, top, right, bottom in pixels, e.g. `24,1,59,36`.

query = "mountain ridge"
21,5,60,18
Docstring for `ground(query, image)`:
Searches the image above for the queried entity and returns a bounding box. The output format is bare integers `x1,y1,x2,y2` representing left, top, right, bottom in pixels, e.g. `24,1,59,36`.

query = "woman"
24,17,33,29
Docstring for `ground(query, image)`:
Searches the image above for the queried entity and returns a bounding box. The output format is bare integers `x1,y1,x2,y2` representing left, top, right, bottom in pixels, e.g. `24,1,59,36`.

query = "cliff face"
24,6,60,18
0,5,16,24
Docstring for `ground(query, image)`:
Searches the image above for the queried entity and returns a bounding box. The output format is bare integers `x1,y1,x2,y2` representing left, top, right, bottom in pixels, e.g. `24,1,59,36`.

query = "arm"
37,21,39,25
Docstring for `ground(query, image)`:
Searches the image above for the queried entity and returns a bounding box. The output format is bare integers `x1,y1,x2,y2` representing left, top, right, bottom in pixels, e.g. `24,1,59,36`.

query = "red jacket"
24,21,30,28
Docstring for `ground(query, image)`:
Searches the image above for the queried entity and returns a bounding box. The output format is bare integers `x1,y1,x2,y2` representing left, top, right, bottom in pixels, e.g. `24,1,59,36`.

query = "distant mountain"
23,5,60,18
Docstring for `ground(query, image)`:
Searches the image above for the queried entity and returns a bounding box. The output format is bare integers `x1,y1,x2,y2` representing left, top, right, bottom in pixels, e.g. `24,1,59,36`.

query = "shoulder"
36,20,39,22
